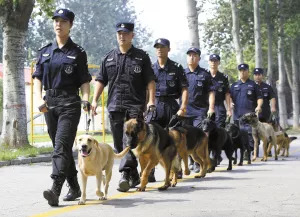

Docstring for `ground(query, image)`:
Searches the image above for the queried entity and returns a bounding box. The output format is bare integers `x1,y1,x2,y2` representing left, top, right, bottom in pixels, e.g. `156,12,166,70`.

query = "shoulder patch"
38,43,52,51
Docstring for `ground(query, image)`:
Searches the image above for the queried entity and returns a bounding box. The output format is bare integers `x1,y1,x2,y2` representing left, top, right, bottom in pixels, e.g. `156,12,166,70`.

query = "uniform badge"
134,65,142,73
67,55,76,59
168,80,175,87
218,87,223,92
65,65,73,74
107,58,114,61
42,53,50,57
264,93,268,97
197,81,203,87
247,90,252,95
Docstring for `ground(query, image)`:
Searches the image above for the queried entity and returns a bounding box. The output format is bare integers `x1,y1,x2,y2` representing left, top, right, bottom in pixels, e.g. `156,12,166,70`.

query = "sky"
130,0,190,52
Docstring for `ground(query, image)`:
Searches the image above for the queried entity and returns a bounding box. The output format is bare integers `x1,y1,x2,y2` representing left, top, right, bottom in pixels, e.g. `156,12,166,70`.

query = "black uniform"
230,79,262,149
211,71,230,128
32,38,92,179
95,45,155,173
257,82,276,122
149,59,188,128
185,66,213,127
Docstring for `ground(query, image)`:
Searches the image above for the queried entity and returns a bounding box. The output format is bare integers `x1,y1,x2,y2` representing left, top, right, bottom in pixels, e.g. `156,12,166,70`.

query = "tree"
0,0,54,148
276,0,288,128
230,0,244,64
0,0,35,147
253,0,262,67
186,0,200,48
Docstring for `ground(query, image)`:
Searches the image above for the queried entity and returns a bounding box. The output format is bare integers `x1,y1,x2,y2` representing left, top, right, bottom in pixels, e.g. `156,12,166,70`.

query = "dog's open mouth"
80,148,92,157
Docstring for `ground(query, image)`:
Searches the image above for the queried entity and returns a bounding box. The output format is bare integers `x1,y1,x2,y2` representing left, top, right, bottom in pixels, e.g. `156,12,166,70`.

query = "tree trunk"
276,0,288,129
291,39,299,128
186,0,200,48
230,0,244,64
253,0,263,67
0,1,35,148
265,0,275,87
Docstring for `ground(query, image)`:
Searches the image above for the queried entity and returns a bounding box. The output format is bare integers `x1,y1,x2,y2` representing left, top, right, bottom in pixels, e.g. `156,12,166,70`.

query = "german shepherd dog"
124,118,180,191
200,117,234,171
168,117,211,179
240,112,278,161
225,123,251,165
275,132,297,157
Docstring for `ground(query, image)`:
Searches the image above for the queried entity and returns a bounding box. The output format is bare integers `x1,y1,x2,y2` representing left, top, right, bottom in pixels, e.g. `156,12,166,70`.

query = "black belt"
45,89,78,97
156,96,176,102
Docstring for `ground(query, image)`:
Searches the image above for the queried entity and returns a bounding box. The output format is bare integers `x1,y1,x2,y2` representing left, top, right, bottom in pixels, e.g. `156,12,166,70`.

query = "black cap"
116,22,134,32
154,38,170,47
186,47,201,55
238,63,249,70
52,9,75,22
209,54,220,61
253,68,264,74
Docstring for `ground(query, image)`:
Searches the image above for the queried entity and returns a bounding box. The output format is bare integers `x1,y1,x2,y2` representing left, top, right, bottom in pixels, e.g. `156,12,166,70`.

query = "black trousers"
214,104,226,128
109,112,138,173
44,93,81,179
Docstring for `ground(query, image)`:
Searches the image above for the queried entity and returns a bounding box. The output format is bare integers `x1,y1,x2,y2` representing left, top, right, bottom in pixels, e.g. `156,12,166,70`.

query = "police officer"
209,54,231,128
91,22,156,192
149,38,188,127
185,47,215,172
230,63,263,154
253,68,276,123
33,9,92,206
147,38,188,180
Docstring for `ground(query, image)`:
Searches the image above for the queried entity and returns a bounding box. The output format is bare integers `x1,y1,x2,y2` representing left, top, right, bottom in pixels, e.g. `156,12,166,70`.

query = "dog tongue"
81,151,89,157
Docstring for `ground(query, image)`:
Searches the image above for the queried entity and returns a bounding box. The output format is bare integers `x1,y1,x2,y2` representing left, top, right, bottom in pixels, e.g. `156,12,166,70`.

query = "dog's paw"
158,184,169,191
136,187,145,192
96,190,104,197
171,182,177,187
78,200,86,205
99,196,107,200
194,174,205,178
184,169,190,176
252,157,257,162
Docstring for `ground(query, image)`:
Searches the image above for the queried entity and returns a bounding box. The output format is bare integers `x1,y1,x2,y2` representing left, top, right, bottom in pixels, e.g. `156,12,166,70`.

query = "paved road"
1,137,300,217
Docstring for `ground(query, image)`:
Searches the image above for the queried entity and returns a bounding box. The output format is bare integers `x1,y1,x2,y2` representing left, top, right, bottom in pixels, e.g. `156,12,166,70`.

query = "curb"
0,151,78,167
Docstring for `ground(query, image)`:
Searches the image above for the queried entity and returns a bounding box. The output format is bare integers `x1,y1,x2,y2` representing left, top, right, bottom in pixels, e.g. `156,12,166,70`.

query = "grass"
1,133,114,162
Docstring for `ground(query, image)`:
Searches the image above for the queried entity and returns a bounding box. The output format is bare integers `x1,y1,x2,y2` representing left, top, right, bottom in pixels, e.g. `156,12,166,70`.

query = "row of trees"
186,0,300,128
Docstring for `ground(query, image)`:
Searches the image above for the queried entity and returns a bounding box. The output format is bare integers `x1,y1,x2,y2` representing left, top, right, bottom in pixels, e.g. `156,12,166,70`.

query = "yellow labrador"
76,135,130,205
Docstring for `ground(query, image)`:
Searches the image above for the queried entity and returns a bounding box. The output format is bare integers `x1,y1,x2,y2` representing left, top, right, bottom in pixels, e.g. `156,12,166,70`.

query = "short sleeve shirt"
32,38,91,91
152,58,188,99
230,79,262,120
95,46,155,112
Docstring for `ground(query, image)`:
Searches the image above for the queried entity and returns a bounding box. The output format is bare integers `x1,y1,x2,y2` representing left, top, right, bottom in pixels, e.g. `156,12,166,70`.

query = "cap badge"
213,55,216,57
158,39,161,43
241,65,244,67
58,9,64,14
121,24,125,28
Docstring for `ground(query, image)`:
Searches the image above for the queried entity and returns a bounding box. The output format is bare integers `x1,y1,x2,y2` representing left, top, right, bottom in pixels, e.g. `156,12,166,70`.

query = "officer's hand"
271,108,277,113
225,115,231,124
37,98,48,113
226,110,232,118
82,101,91,112
147,104,156,112
91,100,98,116
176,108,186,117
255,106,262,114
207,111,214,118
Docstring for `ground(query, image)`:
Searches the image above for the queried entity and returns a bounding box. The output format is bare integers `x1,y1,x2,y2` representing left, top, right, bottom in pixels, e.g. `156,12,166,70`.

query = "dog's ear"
92,137,99,147
124,110,131,121
137,118,144,131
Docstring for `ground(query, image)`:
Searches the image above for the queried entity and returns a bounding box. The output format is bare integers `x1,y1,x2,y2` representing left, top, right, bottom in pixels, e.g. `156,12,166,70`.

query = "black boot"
194,162,200,173
148,168,156,183
43,176,65,206
117,171,130,192
189,156,194,170
63,176,81,201
130,169,141,187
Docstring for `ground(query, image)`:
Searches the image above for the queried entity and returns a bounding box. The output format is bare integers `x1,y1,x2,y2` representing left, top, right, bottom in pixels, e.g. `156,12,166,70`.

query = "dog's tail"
114,146,130,159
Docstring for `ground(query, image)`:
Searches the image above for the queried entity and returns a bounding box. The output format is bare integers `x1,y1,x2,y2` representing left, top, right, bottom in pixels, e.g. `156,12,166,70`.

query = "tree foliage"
25,0,151,65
